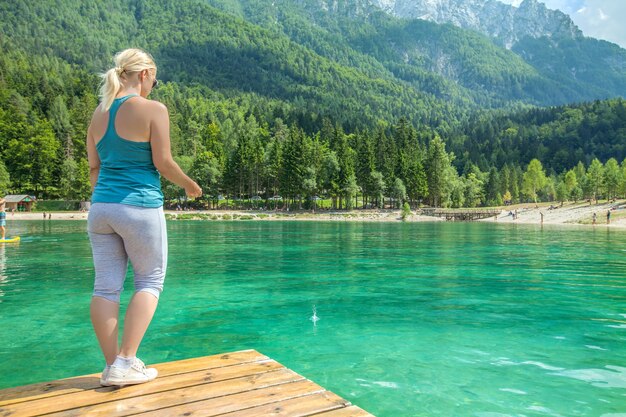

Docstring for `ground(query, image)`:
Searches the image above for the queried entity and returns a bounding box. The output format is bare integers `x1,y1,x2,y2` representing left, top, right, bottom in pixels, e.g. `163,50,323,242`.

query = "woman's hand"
185,181,203,199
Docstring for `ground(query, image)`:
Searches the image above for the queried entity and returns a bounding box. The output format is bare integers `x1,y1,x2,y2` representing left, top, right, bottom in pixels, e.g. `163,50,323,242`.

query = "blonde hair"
99,48,157,112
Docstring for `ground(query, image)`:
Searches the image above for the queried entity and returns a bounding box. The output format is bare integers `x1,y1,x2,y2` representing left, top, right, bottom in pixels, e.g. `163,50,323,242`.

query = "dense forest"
0,0,625,209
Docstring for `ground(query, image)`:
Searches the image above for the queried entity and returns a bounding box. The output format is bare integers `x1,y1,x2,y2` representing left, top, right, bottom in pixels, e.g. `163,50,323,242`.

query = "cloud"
570,0,626,48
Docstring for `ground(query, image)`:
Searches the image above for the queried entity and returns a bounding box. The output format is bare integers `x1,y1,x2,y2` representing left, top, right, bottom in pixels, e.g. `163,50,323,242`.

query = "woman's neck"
116,85,142,98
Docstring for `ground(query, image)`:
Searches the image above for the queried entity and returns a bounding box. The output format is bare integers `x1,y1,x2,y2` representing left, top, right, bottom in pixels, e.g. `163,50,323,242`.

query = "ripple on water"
585,345,608,351
499,388,527,395
553,366,626,388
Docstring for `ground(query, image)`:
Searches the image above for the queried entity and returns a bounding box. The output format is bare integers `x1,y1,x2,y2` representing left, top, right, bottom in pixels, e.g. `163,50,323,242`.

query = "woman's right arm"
150,102,202,198
86,115,100,193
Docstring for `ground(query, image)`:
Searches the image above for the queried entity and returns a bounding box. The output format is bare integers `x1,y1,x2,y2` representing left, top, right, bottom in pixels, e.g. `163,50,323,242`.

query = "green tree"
48,95,74,156
203,121,225,170
464,173,484,208
449,175,466,208
556,181,568,204
620,158,626,198
586,158,604,202
484,167,500,206
190,151,222,207
333,131,356,209
571,186,583,202
322,151,340,208
425,136,451,207
390,178,407,209
303,167,317,210
343,173,359,210
0,158,10,195
401,202,411,220
522,159,547,203
503,190,512,204
75,158,91,200
280,126,307,205
369,170,386,208
59,156,78,200
564,170,577,201
355,131,375,207
603,158,620,200
573,161,586,181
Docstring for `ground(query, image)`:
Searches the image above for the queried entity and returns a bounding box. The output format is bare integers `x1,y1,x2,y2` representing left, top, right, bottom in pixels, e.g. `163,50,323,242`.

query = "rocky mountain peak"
367,0,582,48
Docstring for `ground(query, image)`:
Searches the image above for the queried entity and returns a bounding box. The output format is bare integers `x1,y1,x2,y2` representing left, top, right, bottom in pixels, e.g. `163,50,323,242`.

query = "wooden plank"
0,349,266,407
311,405,375,417
134,379,325,417
4,362,290,417
44,369,304,417
217,390,350,417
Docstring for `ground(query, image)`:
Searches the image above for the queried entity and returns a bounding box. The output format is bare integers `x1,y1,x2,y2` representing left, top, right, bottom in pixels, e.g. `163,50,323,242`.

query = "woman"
86,48,201,386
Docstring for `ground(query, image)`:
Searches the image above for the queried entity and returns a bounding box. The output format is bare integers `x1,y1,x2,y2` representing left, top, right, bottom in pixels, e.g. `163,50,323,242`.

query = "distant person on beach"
0,198,6,239
87,48,201,387
43,212,46,219
607,210,611,224
540,211,544,225
592,212,597,225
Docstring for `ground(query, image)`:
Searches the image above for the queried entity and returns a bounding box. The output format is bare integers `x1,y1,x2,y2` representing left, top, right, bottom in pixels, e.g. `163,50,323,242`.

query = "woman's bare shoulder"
130,97,168,114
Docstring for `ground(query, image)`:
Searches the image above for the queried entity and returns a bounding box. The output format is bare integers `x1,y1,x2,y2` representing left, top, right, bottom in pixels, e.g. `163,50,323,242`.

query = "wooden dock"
0,349,374,417
420,208,500,221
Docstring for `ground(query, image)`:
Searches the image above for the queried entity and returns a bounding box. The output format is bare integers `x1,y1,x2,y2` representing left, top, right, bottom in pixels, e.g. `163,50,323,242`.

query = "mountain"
368,0,581,49
1,0,624,115
362,0,626,101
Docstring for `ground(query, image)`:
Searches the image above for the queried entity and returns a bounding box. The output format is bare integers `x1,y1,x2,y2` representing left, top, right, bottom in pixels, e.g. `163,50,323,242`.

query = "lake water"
1,220,625,416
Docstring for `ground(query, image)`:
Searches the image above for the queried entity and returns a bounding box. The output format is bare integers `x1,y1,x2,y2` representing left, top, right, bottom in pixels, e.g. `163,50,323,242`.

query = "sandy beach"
484,200,626,227
7,200,626,227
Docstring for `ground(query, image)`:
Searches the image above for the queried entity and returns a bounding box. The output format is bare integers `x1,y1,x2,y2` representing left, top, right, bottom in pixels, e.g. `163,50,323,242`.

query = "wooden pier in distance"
0,349,374,417
420,208,501,221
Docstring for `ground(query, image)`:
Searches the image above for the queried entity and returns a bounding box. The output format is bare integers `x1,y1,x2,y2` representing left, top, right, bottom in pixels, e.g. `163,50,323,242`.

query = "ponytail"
98,48,157,113
99,67,123,112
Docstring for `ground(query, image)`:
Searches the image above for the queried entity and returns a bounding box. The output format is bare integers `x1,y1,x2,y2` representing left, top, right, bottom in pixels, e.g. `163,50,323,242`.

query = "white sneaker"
105,358,158,386
100,365,112,386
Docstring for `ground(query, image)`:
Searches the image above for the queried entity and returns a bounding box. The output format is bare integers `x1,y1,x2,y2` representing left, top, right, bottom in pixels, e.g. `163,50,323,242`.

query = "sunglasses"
152,78,159,89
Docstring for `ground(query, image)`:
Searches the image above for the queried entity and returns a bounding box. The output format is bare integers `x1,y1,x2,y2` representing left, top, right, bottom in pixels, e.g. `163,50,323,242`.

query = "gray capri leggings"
88,203,167,303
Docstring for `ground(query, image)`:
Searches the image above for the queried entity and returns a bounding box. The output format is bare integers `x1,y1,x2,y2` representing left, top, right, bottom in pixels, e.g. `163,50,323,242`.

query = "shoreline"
7,200,626,227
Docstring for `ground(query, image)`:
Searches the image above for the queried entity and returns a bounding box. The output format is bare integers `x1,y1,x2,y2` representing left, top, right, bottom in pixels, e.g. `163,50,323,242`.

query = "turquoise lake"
1,220,625,416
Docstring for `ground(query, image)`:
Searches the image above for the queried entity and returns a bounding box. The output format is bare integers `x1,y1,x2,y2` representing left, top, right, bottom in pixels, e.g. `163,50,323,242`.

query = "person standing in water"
87,49,201,386
0,198,6,240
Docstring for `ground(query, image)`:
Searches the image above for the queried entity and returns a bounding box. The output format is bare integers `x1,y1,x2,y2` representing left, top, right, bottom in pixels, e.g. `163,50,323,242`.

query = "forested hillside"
0,0,625,208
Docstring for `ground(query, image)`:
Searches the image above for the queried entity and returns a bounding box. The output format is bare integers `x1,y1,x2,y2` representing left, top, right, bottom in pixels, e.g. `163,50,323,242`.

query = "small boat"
0,236,20,243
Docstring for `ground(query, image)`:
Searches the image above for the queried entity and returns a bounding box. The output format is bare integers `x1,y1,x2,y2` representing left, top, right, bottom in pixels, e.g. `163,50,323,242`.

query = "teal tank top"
91,95,164,208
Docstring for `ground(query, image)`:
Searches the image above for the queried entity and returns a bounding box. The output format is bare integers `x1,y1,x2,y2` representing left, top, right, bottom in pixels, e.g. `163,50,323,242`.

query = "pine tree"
426,136,451,207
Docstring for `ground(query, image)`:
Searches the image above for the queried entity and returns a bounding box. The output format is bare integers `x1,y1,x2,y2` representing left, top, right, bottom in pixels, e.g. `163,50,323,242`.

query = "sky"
498,0,626,48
